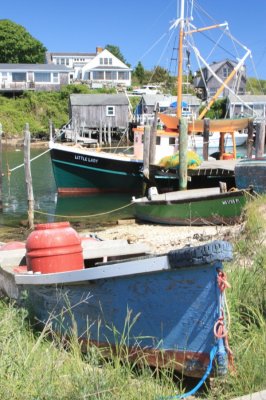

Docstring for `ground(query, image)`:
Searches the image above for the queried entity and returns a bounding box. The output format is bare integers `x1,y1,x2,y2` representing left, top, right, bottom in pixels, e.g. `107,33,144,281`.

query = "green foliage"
199,98,227,119
133,62,145,84
0,20,46,63
129,96,141,113
209,196,266,399
0,85,117,136
246,77,266,94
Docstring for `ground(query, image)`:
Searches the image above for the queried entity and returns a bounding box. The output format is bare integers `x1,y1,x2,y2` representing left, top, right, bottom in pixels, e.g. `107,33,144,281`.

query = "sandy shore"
84,220,244,254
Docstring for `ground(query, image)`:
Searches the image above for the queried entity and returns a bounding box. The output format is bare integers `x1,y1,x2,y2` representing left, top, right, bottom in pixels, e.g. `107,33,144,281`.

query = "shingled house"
193,59,247,100
68,93,130,135
0,64,72,93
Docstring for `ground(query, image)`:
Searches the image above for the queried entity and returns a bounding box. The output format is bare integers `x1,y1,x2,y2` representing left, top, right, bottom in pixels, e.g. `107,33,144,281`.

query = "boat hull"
133,189,249,225
50,146,144,194
235,158,266,193
13,241,232,378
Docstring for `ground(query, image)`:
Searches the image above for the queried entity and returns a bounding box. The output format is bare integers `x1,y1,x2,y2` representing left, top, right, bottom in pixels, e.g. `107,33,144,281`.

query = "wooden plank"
15,255,169,285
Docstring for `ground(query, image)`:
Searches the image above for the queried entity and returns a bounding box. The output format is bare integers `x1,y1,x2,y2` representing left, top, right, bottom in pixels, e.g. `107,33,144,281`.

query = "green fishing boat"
132,186,253,226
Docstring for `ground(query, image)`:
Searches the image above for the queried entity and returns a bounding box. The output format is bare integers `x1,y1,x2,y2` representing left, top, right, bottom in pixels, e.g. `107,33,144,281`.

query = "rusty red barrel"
26,222,84,274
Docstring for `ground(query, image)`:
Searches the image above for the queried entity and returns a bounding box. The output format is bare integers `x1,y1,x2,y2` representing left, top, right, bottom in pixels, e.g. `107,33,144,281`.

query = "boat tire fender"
168,240,233,269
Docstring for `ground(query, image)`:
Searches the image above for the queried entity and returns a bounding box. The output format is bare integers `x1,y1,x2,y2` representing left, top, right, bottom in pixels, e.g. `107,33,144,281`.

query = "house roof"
69,94,129,106
48,52,96,57
228,93,266,104
0,63,72,72
142,94,201,106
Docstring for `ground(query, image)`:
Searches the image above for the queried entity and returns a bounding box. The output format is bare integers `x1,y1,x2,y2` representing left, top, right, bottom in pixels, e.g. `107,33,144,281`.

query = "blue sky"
1,0,266,79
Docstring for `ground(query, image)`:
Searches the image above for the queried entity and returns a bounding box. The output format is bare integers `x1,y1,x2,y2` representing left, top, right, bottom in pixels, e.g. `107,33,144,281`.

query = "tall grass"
208,195,266,399
0,299,180,399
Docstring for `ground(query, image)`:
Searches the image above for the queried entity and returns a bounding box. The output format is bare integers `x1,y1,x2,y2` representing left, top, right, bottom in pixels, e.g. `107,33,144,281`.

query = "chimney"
96,47,103,54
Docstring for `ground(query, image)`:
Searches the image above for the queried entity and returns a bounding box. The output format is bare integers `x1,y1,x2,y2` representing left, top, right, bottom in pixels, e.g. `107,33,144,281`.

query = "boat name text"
75,155,98,163
222,199,240,205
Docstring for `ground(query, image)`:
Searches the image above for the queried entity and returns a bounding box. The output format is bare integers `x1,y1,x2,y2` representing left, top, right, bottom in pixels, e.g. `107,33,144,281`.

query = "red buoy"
26,222,84,274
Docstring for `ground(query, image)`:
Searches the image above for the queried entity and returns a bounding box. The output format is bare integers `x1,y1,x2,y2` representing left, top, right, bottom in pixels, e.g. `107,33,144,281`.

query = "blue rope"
159,344,218,400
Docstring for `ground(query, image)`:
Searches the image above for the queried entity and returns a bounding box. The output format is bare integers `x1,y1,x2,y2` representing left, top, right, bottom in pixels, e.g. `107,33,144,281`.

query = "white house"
46,48,102,80
46,48,132,88
81,49,131,88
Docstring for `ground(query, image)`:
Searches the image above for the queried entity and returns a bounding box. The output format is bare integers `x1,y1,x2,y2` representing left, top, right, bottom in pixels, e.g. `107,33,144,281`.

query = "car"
132,85,161,95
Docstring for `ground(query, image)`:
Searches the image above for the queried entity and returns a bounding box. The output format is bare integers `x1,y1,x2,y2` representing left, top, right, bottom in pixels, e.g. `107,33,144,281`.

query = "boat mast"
177,0,185,120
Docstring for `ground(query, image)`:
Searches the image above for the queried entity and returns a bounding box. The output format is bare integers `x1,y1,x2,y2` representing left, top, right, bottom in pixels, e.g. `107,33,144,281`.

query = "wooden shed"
69,94,130,134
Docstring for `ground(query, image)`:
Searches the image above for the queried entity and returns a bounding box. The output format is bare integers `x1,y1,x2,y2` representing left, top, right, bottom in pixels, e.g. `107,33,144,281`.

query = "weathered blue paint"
19,241,232,378
235,157,266,193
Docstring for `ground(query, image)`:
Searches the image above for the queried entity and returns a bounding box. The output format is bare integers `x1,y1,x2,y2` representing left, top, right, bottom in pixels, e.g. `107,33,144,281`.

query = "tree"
133,62,145,84
150,66,170,84
105,44,130,66
0,19,47,63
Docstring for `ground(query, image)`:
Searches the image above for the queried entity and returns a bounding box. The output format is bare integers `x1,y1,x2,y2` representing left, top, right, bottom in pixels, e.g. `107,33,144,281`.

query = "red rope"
215,270,235,371
217,270,231,292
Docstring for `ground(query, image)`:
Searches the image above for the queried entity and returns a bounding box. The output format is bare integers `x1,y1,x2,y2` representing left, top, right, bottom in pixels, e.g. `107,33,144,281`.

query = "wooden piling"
149,103,159,165
99,122,103,146
203,118,210,161
108,122,111,146
49,120,54,142
255,122,265,158
24,123,34,229
179,117,188,190
0,123,2,211
143,125,151,179
246,119,254,159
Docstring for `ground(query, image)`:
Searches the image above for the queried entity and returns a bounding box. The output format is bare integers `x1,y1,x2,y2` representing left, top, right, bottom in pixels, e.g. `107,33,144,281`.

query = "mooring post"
99,122,103,146
255,122,265,158
49,119,54,142
203,118,210,161
246,119,254,158
107,122,111,146
24,123,34,229
0,123,2,211
149,102,159,166
143,125,151,180
179,117,188,190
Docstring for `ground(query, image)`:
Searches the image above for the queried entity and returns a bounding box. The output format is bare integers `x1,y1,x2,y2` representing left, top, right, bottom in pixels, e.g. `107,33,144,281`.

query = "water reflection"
0,147,133,229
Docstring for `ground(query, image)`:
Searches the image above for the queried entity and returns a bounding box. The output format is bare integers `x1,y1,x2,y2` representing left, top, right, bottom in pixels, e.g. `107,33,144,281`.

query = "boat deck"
189,159,238,176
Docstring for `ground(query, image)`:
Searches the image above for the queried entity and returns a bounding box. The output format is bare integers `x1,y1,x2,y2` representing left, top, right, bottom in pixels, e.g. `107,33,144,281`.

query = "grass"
0,196,265,399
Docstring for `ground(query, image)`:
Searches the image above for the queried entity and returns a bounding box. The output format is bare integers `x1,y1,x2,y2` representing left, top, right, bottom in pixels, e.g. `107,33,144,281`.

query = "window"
56,58,60,65
61,58,65,65
52,73,59,83
100,58,103,64
106,106,115,116
104,58,108,65
169,137,176,145
12,72,26,82
118,71,129,80
156,137,161,145
93,71,104,80
105,71,117,80
66,59,69,66
1,72,8,80
109,58,112,65
35,72,51,82
222,67,229,78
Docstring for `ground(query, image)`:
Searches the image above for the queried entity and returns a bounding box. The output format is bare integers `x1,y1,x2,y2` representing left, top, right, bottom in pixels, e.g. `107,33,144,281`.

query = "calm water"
0,144,255,230
0,147,133,230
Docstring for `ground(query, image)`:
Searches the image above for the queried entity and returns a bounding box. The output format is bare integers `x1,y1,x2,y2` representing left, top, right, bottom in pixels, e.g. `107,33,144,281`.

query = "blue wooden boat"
0,233,233,378
235,157,266,193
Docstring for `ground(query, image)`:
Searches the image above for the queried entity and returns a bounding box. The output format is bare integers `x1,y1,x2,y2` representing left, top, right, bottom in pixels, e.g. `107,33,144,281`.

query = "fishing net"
158,150,202,169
